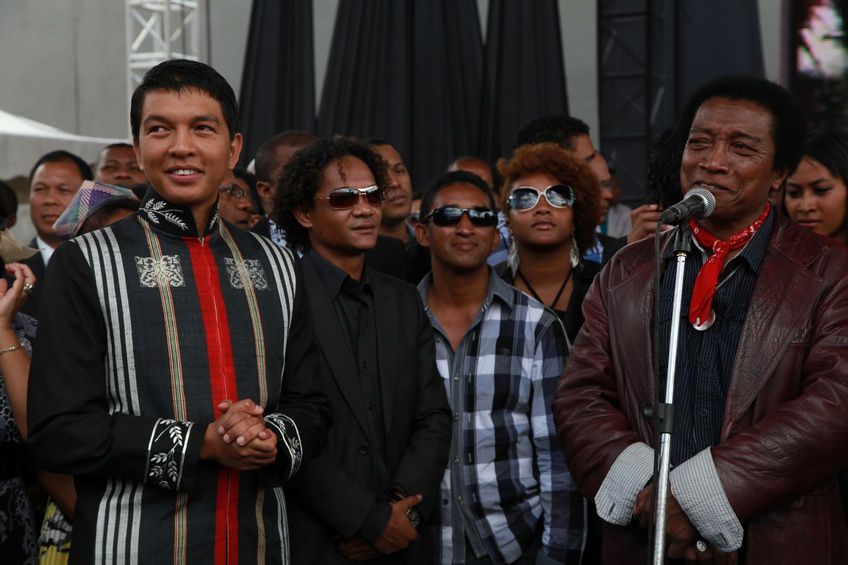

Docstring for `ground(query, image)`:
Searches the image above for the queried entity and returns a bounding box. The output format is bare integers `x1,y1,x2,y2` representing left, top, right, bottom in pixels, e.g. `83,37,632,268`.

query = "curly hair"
273,136,390,251
497,142,600,255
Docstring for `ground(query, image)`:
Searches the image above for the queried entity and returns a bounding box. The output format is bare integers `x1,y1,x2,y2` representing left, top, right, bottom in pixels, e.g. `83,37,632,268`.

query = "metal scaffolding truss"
597,0,674,204
126,0,202,93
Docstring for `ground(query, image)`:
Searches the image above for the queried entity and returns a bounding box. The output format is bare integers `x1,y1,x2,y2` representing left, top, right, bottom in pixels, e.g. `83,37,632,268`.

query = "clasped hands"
337,494,423,561
201,398,277,471
633,485,738,564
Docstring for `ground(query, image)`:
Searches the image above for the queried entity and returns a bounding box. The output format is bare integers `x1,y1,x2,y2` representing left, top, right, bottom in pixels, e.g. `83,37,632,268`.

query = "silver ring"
696,540,708,553
22,282,33,295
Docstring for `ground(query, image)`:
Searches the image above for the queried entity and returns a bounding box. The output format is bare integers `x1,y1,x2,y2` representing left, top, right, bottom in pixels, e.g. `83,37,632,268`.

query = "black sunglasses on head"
508,184,575,211
424,206,498,227
316,185,383,209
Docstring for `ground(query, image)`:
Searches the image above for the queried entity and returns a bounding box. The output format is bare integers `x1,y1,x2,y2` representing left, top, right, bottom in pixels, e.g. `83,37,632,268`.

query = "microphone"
659,188,716,225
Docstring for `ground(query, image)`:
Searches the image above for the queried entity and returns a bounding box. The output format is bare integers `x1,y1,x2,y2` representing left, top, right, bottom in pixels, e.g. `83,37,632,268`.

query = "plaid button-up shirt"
418,272,586,564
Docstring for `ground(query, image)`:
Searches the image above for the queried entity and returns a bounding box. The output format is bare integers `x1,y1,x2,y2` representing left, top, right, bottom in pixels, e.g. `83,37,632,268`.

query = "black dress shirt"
309,250,386,453
658,209,774,466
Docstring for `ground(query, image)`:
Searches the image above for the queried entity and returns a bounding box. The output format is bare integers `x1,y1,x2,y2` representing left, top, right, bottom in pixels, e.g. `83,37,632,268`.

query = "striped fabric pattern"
71,215,299,564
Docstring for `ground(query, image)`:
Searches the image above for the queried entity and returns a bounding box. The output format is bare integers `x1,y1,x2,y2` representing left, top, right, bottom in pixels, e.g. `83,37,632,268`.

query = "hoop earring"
570,239,580,268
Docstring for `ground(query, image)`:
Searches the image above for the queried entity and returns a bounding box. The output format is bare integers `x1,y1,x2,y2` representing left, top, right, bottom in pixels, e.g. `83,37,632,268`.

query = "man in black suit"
22,150,92,317
276,137,451,564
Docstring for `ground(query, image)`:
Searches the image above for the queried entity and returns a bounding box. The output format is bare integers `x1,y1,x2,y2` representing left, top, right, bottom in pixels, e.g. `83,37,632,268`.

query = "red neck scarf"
687,203,771,327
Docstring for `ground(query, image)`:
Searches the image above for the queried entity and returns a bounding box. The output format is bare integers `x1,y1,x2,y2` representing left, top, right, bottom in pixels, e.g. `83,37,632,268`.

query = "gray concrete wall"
0,0,128,138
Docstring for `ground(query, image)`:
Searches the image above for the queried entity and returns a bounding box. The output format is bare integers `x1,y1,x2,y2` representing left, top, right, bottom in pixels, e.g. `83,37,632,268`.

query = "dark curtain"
238,0,315,167
317,0,483,191
672,0,764,109
479,0,569,164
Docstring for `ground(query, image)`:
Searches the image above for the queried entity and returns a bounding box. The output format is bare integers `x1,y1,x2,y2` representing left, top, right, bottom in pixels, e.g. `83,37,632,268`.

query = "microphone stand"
651,225,691,564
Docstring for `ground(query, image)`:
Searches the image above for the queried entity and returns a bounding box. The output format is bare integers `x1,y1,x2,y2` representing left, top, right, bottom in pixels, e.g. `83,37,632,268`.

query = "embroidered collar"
138,188,219,238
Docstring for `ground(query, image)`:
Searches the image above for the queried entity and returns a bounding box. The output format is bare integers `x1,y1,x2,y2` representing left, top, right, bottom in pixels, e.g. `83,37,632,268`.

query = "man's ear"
228,133,243,170
771,167,789,193
256,181,274,214
132,139,143,171
414,222,430,247
293,206,313,230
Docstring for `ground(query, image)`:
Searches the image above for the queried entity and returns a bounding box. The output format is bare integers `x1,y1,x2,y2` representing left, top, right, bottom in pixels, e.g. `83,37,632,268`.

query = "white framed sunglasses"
507,184,575,211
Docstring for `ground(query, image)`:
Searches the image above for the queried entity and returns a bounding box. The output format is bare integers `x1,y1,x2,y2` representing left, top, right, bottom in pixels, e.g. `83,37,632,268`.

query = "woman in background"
0,262,38,565
496,142,601,343
785,129,848,244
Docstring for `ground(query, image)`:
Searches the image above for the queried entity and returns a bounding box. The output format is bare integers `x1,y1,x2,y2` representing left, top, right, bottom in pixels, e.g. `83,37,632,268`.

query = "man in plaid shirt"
414,170,586,564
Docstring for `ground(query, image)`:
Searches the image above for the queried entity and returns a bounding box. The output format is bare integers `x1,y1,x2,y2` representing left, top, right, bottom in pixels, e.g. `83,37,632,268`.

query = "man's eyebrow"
142,114,171,126
689,126,764,143
142,114,221,125
193,114,221,124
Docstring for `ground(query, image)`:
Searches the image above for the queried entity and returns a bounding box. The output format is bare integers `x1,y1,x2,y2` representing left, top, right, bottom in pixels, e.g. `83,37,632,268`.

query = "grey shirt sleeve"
594,442,655,525
669,447,744,552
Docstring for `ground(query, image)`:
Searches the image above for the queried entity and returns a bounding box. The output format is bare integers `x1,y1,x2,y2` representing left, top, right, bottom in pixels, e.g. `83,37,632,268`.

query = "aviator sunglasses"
424,206,498,227
315,185,384,209
507,184,575,211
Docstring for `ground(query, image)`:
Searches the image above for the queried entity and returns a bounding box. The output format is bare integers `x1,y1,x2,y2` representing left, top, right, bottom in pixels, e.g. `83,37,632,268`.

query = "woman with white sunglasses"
495,142,602,342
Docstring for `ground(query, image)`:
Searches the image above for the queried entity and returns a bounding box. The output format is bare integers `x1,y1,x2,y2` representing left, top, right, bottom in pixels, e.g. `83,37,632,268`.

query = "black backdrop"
239,0,569,190
238,0,316,168
239,0,766,193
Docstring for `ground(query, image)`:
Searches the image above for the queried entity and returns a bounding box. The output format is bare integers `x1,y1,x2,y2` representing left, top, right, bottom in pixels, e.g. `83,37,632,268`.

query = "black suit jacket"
18,240,46,319
286,253,451,564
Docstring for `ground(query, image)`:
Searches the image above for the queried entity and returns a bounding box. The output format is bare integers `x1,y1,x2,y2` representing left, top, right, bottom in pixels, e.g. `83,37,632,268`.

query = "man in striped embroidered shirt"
414,171,586,564
27,59,330,564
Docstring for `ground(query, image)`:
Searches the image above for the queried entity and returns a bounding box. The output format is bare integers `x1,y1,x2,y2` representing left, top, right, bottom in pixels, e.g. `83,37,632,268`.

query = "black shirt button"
358,445,369,455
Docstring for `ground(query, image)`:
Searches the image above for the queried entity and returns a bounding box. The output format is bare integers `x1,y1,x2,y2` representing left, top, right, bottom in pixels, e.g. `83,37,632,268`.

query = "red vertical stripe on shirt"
187,237,240,565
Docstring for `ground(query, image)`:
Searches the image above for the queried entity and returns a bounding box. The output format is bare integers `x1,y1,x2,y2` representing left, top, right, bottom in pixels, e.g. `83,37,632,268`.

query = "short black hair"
100,142,133,152
29,150,93,186
130,59,238,140
513,115,590,151
0,181,17,216
677,75,807,174
96,142,135,169
274,136,390,251
254,130,316,182
419,170,496,222
232,167,257,191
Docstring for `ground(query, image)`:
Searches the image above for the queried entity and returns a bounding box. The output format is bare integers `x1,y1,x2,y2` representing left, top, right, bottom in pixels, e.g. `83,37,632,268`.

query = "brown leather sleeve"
553,262,649,499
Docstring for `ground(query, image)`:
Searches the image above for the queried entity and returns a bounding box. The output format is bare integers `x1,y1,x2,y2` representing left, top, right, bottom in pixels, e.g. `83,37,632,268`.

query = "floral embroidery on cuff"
264,413,303,478
145,419,194,491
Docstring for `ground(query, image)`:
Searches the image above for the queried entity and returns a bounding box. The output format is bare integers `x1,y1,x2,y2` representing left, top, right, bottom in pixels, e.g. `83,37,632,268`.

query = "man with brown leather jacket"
554,75,848,564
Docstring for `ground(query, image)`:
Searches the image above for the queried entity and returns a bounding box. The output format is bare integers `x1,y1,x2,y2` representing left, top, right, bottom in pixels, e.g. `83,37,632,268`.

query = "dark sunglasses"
315,185,383,209
424,206,498,227
507,184,575,211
